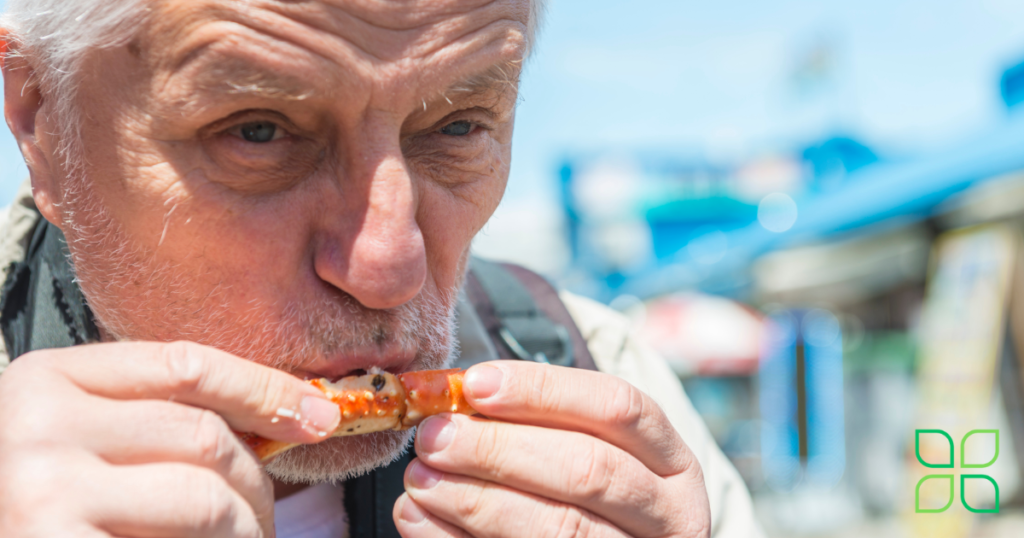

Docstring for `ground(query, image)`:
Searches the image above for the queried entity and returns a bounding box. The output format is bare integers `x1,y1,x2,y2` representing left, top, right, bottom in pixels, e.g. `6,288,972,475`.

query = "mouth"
319,366,399,383
295,350,416,382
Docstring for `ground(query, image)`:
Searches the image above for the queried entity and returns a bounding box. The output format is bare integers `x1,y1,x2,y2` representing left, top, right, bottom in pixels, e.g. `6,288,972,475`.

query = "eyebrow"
185,56,523,105
444,59,522,99
188,57,317,101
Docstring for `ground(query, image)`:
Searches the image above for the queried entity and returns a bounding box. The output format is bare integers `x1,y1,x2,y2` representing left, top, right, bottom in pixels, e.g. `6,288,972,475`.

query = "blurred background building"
469,1,1024,536
4,0,1024,536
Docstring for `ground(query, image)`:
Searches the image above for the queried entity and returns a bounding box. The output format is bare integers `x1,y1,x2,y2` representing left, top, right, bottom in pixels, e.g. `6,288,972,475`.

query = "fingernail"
417,416,455,454
399,495,427,524
299,396,340,434
408,460,441,490
466,364,503,399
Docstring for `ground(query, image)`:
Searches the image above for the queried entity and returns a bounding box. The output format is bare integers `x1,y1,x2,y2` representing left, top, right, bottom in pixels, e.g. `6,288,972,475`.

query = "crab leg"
397,368,474,427
239,369,476,462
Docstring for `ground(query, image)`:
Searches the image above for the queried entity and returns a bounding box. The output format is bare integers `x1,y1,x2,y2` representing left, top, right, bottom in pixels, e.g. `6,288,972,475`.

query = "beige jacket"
0,179,763,537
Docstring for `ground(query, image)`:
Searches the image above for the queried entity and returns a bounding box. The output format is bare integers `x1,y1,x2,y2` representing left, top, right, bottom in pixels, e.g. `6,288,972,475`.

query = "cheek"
78,139,314,306
409,136,510,288
161,183,319,279
73,134,184,247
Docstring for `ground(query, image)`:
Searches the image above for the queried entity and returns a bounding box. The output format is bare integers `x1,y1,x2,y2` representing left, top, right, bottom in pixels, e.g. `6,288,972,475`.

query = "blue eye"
239,122,279,143
439,121,473,136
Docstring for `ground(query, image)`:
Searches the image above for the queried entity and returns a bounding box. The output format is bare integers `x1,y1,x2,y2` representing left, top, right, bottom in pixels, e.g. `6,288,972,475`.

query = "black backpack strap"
452,289,501,369
465,258,597,371
1,215,99,359
343,442,415,538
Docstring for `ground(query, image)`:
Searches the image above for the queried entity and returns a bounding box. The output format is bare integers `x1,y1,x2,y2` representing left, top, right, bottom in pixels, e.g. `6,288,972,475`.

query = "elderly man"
0,0,761,537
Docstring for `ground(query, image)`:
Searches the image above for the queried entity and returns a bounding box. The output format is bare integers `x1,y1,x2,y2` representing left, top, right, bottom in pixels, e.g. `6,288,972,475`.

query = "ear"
1,33,63,226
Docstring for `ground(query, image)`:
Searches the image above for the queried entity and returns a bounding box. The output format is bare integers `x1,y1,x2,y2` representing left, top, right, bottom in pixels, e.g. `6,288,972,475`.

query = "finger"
404,459,630,538
19,341,340,443
0,447,120,538
85,461,266,538
463,360,692,476
415,414,687,537
69,397,273,532
394,493,471,538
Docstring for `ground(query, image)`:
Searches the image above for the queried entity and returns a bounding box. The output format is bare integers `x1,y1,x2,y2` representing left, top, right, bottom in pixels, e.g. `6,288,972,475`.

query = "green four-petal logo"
915,429,999,513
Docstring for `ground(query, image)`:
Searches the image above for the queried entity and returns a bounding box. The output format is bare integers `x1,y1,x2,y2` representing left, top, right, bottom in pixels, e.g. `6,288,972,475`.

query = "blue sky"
504,0,1024,205
1,0,1023,211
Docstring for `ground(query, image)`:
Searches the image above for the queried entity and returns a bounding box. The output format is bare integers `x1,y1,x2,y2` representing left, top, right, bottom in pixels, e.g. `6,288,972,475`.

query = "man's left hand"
393,361,712,537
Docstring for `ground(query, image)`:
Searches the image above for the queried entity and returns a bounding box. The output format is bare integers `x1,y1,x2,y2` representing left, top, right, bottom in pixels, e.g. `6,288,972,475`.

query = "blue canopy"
621,112,1024,299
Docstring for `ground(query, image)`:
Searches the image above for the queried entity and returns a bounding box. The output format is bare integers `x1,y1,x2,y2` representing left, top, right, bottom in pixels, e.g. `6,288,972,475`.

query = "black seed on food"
347,428,354,432
372,375,386,392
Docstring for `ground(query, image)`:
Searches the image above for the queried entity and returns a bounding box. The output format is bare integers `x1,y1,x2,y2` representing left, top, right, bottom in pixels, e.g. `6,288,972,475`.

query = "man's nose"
314,149,427,310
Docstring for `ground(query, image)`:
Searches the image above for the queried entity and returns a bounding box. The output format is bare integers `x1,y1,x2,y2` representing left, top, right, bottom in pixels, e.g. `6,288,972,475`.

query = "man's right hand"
0,341,341,538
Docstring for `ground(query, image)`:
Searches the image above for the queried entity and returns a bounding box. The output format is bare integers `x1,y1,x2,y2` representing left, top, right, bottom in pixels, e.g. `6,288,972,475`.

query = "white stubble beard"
58,174,461,484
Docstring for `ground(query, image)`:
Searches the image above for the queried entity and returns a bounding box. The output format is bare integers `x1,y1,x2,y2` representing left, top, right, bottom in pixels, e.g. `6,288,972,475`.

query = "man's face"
33,0,527,481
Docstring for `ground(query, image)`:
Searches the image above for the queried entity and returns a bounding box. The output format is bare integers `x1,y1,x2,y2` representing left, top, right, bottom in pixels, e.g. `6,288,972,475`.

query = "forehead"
141,0,529,102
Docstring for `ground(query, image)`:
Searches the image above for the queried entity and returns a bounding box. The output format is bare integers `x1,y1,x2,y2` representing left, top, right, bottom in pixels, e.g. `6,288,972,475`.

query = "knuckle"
605,381,646,433
183,468,237,533
1,350,61,391
679,504,712,538
0,451,42,506
13,349,61,371
668,438,703,479
474,423,511,476
533,367,565,414
248,370,288,418
687,518,712,538
679,472,712,538
192,410,236,471
549,506,587,538
161,341,207,394
567,444,613,504
0,448,75,526
452,483,487,521
0,393,65,447
252,472,276,518
688,454,706,483
0,351,92,448
662,473,711,538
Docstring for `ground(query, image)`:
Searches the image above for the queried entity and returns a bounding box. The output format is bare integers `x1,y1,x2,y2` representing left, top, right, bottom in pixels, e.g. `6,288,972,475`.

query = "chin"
263,429,416,484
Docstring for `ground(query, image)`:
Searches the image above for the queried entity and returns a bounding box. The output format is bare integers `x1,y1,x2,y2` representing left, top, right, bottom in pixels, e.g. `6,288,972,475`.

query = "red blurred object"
635,293,763,376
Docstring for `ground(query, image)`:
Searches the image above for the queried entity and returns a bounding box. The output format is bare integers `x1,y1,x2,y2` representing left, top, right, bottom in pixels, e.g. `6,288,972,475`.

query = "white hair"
0,0,149,166
0,0,547,165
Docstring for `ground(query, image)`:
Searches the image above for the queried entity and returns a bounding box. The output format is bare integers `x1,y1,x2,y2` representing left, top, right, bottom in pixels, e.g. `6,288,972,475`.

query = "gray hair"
1,0,149,166
0,0,547,167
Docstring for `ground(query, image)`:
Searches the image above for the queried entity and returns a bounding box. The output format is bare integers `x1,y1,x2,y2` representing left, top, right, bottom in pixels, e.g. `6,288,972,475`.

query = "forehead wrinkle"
263,0,526,64
323,0,505,37
144,0,526,117
404,19,525,93
151,2,378,83
146,0,527,77
154,17,360,110
310,0,501,30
